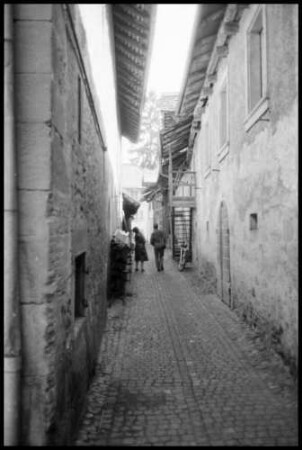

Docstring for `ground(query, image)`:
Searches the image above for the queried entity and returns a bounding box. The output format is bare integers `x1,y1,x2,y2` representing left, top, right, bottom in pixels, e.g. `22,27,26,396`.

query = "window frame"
78,75,82,143
244,4,269,132
204,120,211,179
217,73,229,162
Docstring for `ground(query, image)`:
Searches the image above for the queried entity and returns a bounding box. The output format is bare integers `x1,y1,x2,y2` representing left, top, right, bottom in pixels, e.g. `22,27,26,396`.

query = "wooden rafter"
113,12,147,40
118,4,150,23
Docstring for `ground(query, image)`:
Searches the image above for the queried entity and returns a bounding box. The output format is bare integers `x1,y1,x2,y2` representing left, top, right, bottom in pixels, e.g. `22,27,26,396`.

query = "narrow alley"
74,245,298,447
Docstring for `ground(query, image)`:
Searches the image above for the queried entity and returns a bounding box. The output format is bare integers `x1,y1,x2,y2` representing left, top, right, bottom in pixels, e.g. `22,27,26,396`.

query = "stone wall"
15,4,119,445
193,4,298,373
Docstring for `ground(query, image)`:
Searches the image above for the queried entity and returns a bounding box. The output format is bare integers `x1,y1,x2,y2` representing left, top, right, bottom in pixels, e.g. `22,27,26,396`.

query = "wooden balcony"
170,170,196,208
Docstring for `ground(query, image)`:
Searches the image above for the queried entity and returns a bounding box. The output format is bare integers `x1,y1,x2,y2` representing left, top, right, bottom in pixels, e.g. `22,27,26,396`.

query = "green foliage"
128,91,161,170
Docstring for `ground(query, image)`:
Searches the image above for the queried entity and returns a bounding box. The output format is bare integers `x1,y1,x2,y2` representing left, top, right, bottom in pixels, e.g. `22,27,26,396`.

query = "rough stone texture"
73,248,298,446
192,4,298,374
16,4,119,445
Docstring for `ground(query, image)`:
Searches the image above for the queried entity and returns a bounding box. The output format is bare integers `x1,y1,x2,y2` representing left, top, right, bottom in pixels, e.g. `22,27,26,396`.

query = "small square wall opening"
250,213,258,230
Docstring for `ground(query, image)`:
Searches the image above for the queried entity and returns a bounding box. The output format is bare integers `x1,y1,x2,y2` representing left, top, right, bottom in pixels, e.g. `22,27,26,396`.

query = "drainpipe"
4,4,22,445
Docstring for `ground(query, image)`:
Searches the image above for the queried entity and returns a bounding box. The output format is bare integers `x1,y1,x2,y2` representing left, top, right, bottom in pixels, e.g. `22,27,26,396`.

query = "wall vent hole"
250,213,258,230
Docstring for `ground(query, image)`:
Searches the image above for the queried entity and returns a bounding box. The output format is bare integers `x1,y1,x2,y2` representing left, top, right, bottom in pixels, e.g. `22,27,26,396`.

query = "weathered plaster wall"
15,4,120,445
193,4,298,371
78,4,122,194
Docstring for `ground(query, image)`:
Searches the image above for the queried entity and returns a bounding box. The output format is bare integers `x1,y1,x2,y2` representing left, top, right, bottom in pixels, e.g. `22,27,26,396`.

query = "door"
218,201,231,307
172,207,192,261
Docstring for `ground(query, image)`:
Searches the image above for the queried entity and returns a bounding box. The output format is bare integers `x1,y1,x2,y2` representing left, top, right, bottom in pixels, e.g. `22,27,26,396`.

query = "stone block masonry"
15,4,117,445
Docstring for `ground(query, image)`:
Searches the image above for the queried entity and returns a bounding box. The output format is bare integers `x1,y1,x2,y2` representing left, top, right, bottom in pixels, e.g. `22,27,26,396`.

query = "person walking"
150,223,166,272
132,227,148,272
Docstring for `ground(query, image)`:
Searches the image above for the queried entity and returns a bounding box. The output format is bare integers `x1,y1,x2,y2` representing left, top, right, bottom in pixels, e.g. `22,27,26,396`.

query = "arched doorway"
217,201,232,307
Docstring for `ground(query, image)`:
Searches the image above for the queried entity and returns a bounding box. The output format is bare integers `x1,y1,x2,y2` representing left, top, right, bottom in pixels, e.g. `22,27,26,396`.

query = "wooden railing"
171,170,196,208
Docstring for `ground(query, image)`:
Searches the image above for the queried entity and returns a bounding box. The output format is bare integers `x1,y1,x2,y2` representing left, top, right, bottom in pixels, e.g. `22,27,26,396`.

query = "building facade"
188,4,298,373
4,4,154,445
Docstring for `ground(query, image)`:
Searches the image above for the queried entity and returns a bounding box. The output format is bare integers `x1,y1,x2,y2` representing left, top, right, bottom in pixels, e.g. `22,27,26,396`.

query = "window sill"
244,97,269,132
217,142,229,163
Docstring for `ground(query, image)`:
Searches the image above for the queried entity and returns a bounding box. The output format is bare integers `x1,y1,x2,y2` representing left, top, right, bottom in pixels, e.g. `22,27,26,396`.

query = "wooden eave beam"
183,90,200,104
118,84,142,104
186,77,205,93
223,21,239,35
191,51,211,66
187,66,206,79
161,121,192,139
115,31,146,56
115,29,148,51
162,138,190,153
216,44,228,57
194,32,218,49
117,66,142,85
183,101,199,116
118,58,144,77
112,10,147,39
115,34,146,58
119,100,140,117
162,134,189,147
118,4,150,25
115,46,145,71
199,7,226,26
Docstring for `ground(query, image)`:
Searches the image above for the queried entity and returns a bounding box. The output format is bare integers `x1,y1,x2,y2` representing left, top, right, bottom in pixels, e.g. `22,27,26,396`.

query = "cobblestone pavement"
74,246,298,446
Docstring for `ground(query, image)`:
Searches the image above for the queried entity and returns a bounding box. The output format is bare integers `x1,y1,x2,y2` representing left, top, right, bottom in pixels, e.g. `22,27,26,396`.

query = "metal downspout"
4,4,22,445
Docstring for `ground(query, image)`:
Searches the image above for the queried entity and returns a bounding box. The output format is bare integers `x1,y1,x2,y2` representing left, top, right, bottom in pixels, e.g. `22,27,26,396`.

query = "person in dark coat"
132,227,148,272
150,223,166,272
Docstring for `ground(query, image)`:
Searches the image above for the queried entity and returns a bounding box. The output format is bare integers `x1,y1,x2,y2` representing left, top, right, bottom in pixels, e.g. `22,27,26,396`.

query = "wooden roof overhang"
178,4,249,126
176,4,227,117
111,4,156,142
160,116,193,169
141,116,192,202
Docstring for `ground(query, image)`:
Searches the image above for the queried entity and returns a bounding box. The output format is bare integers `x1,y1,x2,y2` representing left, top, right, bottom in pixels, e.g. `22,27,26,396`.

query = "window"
75,252,86,317
219,82,228,147
78,76,82,143
245,5,269,130
204,122,211,178
218,77,229,161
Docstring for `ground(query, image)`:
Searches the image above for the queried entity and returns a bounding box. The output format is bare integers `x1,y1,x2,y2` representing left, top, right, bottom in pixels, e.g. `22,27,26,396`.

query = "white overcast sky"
79,4,198,159
146,4,198,94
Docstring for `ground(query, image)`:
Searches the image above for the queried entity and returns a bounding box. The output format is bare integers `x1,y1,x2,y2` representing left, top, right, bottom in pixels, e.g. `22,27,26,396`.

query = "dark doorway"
218,201,231,307
75,252,86,317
